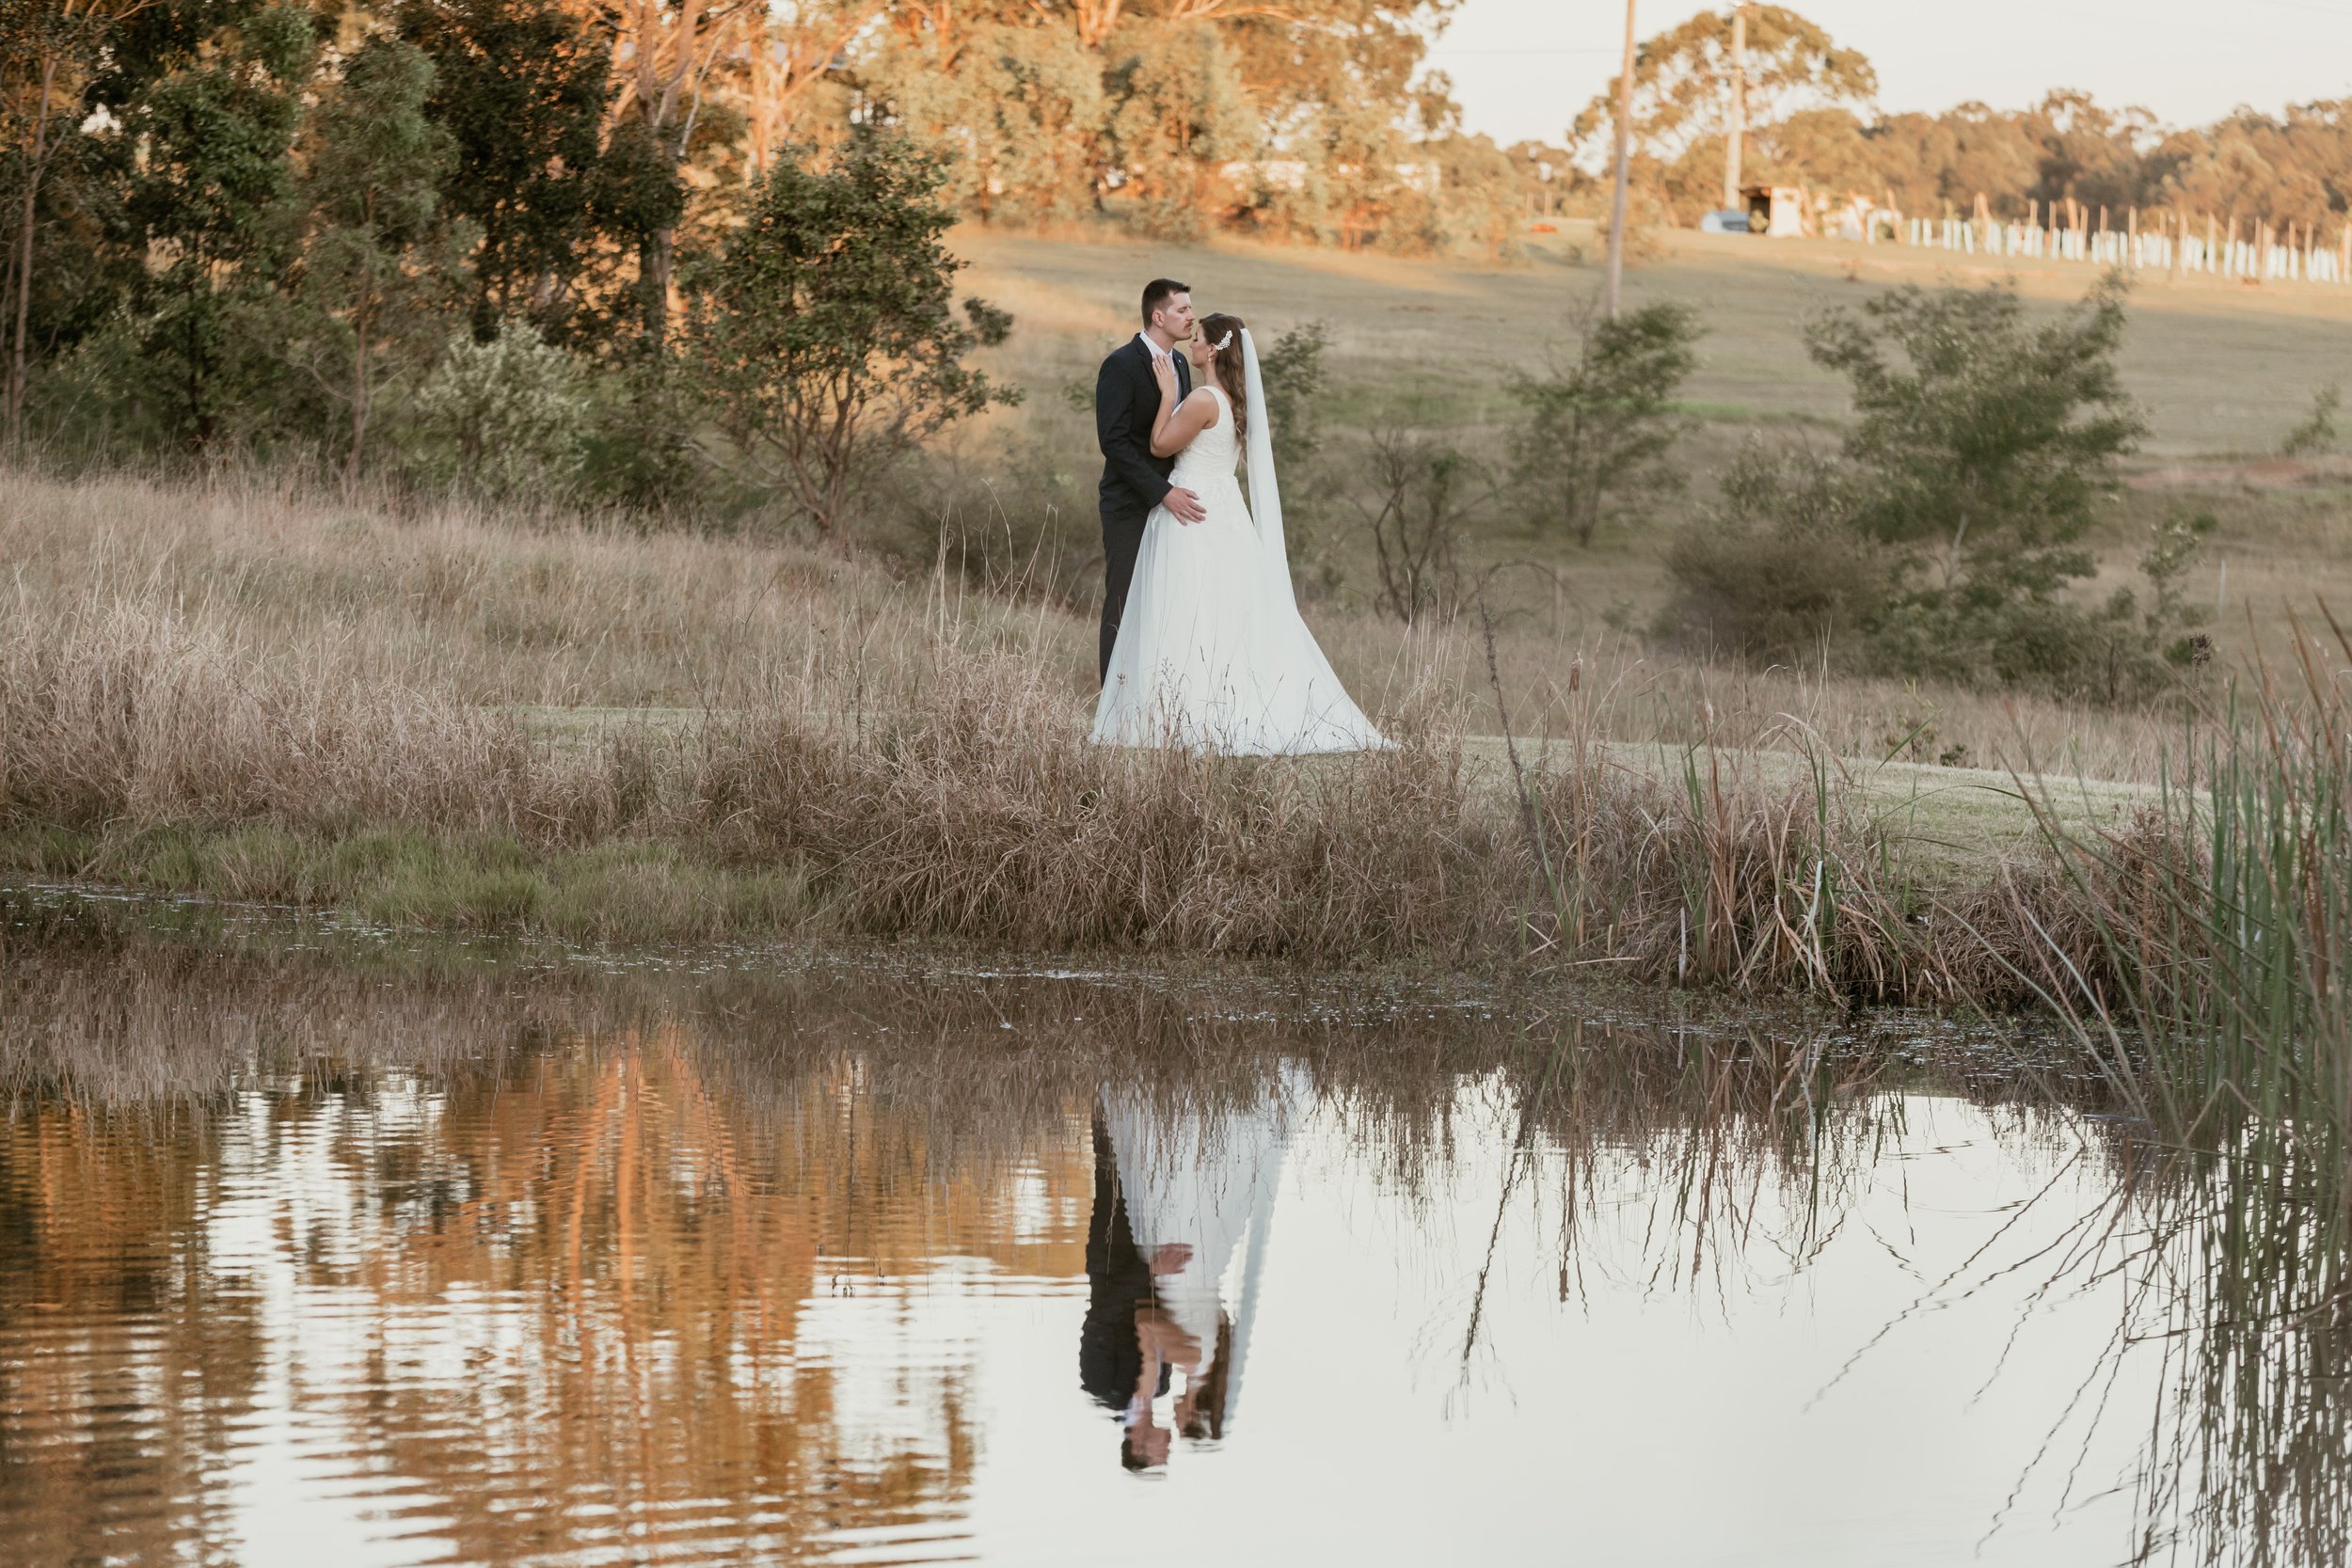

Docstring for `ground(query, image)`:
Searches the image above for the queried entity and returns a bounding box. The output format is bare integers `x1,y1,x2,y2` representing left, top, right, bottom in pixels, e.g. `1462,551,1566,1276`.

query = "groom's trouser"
1098,505,1150,685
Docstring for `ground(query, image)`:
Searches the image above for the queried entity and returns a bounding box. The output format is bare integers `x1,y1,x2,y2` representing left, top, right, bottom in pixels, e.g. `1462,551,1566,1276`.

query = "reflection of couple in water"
1080,1076,1291,1472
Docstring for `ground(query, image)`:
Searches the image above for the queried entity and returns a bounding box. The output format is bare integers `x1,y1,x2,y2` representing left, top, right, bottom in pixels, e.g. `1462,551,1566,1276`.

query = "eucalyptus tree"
396,0,615,343
294,36,464,481
119,1,312,451
684,132,1015,538
1569,5,1876,220
0,0,159,447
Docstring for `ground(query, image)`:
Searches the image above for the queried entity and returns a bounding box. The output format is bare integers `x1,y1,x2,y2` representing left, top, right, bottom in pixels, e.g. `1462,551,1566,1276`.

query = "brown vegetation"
0,468,2221,1005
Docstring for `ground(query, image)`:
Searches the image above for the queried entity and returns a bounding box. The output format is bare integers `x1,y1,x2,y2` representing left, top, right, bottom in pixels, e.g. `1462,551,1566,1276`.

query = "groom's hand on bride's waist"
1165,487,1206,524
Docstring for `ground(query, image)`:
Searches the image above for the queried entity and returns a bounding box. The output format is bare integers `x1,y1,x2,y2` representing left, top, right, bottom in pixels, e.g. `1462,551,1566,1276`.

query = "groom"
1093,277,1209,684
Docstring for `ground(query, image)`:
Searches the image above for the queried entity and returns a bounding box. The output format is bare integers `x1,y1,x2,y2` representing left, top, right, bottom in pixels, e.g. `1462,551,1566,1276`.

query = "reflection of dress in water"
1098,1079,1289,1447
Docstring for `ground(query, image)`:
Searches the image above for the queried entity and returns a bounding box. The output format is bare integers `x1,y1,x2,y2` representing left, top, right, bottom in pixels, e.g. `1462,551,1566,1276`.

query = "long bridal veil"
1235,328,1393,753
1237,329,1298,618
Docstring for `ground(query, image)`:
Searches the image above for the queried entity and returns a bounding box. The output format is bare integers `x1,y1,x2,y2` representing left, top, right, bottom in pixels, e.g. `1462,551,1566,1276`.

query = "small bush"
681,131,1017,539
2282,383,2341,457
1660,444,1888,661
1868,510,2216,702
580,354,707,516
1504,300,1700,547
1661,277,2210,705
1348,425,1494,624
405,322,589,501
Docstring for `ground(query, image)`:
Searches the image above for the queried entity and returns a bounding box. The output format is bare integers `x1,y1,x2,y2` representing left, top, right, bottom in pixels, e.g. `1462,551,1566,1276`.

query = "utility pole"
1606,0,1638,315
1722,3,1748,214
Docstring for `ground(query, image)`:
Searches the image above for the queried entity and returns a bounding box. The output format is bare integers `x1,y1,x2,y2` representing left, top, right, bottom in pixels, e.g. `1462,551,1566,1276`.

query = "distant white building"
1220,159,1311,191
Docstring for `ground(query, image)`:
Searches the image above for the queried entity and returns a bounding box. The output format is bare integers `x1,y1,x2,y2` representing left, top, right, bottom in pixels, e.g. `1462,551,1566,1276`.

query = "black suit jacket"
1096,337,1190,522
1079,1110,1166,1410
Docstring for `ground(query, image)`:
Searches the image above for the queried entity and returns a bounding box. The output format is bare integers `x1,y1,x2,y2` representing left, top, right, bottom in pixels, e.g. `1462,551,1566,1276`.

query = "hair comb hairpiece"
1211,331,1234,351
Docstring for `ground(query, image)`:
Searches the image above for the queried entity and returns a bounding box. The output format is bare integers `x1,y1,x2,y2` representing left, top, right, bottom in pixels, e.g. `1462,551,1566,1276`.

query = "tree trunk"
8,53,59,451
348,288,371,487
642,227,673,346
186,301,213,453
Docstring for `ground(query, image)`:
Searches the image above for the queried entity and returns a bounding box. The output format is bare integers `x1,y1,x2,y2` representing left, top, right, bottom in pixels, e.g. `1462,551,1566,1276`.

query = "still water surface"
0,895,2320,1565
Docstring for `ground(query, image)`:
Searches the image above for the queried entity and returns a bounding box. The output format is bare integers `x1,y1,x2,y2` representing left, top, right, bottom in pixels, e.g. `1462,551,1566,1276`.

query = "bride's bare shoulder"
1190,388,1223,426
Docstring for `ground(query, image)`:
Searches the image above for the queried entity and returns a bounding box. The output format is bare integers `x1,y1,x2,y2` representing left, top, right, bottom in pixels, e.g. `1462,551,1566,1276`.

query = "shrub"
1504,300,1700,546
2282,383,2341,457
1866,510,2215,701
1348,426,1492,624
1667,277,2204,704
1660,443,1888,661
580,352,704,515
405,322,588,501
1808,275,2143,635
681,131,1017,539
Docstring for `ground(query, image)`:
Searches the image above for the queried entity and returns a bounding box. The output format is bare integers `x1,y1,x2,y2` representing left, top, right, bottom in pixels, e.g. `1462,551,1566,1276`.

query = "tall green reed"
2004,609,2352,1567
1482,608,1927,1000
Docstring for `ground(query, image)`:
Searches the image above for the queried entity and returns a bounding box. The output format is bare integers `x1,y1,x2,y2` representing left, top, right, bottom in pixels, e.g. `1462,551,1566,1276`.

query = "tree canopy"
1580,6,2352,233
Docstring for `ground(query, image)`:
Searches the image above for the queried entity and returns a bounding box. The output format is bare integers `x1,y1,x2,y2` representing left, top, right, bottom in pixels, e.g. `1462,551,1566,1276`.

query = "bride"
1089,312,1390,755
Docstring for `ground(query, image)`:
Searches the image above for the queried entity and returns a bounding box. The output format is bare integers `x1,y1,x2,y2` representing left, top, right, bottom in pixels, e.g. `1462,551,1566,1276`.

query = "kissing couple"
1089,278,1389,755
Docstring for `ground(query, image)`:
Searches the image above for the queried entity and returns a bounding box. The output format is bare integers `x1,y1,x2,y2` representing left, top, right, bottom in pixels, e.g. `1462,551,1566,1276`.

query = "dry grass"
685,660,1511,961
0,467,2217,998
0,599,585,835
2,466,2195,781
0,467,1061,710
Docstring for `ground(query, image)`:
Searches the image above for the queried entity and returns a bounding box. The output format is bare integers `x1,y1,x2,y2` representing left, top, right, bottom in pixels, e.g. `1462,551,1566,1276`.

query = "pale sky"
1429,0,2352,149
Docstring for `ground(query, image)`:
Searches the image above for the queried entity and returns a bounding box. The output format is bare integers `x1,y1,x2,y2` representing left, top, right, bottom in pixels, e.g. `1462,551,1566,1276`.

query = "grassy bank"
1,468,2218,1004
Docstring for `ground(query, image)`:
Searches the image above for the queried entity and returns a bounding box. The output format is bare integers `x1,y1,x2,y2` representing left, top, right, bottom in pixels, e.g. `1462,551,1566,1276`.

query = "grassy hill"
954,220,2352,659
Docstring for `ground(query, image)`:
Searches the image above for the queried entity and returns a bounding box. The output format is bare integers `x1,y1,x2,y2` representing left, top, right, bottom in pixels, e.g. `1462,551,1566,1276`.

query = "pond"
0,889,2341,1566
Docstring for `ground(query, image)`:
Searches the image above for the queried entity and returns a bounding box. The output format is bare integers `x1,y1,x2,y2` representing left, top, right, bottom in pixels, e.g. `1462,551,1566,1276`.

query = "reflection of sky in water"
0,968,2176,1567
952,1093,2149,1567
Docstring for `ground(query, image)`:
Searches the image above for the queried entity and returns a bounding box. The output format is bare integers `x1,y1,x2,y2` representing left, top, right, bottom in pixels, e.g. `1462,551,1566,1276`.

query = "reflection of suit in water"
1080,1111,1167,1411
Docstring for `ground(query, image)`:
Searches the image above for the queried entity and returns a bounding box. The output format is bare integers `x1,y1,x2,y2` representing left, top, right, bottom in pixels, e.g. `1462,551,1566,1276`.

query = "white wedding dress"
1091,373,1389,755
1103,1073,1293,1429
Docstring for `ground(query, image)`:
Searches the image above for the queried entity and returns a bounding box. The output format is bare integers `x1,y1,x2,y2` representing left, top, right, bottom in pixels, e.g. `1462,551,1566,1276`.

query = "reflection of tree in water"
0,1100,262,1567
328,1027,1004,1562
0,946,1104,1565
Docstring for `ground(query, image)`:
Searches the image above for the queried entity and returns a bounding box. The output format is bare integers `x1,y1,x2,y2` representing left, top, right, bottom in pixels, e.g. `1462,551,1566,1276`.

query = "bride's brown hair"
1197,312,1248,441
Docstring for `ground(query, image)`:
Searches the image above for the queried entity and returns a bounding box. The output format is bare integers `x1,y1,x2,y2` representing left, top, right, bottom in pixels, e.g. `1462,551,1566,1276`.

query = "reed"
1991,610,2352,1565
1487,615,2172,1006
2009,610,2351,1180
